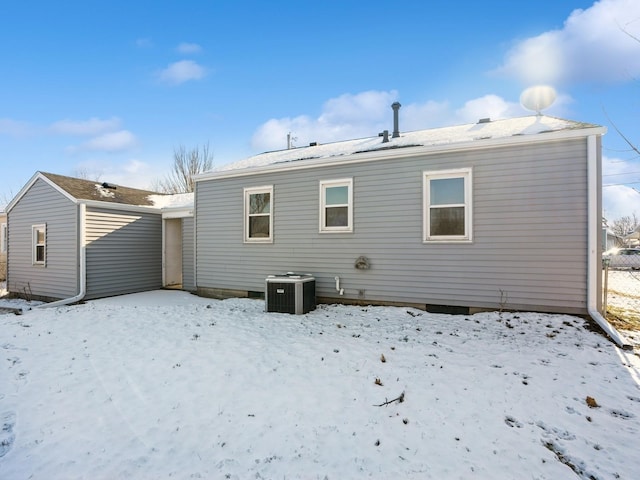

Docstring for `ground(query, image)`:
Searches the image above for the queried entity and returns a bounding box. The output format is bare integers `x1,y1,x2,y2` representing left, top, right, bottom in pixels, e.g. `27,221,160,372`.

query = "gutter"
586,134,631,349
38,203,87,308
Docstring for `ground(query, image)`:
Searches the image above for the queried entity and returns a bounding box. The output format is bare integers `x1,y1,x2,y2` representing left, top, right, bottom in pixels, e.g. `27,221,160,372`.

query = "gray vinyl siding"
7,179,78,299
182,217,195,291
196,138,591,314
85,207,162,300
0,214,6,281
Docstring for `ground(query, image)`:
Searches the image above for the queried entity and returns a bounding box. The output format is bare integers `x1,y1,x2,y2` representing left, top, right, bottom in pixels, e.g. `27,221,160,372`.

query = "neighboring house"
194,114,606,316
623,226,640,248
5,172,194,302
0,209,7,282
603,228,623,251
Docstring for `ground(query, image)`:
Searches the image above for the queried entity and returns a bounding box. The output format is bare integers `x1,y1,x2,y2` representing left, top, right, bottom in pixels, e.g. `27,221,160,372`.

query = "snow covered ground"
1,290,639,479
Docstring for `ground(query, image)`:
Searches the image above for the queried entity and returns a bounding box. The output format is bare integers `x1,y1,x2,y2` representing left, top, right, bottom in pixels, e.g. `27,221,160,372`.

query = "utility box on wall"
265,273,316,314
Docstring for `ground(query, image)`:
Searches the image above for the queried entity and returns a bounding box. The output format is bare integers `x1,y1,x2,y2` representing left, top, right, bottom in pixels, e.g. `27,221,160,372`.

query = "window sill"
423,239,473,244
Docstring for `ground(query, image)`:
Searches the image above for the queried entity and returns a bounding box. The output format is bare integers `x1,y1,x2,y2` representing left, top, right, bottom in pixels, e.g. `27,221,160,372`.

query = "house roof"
197,115,604,181
39,172,162,206
147,192,194,210
6,171,173,213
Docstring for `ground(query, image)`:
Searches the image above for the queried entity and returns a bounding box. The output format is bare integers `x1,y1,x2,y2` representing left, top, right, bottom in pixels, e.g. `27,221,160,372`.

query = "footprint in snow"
610,409,634,420
0,412,16,458
15,370,29,385
504,416,522,428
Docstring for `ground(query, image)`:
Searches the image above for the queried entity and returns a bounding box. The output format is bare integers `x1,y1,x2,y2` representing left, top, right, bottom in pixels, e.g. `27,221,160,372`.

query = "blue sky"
1,0,639,220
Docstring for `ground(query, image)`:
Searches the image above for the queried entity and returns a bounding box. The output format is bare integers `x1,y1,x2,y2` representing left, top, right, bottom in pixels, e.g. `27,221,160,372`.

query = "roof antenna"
391,102,401,138
520,85,556,116
287,132,297,149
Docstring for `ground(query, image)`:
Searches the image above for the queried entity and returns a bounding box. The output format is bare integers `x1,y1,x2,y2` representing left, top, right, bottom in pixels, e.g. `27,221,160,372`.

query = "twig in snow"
374,391,405,407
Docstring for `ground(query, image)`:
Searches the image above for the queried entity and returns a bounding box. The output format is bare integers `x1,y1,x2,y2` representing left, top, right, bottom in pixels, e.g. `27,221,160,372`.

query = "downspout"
39,203,87,308
586,134,630,348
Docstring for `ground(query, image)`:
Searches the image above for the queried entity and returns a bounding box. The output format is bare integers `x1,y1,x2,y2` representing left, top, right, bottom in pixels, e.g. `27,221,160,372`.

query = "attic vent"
309,142,318,147
478,118,491,124
101,182,117,190
378,130,389,143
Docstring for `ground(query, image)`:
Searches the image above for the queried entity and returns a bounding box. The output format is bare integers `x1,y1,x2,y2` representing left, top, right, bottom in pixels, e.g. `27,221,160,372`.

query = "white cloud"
68,130,138,153
74,159,157,190
158,60,207,85
49,117,121,136
604,184,640,220
454,95,523,124
0,118,32,137
176,42,202,54
401,100,452,130
252,90,400,151
602,155,640,220
495,0,640,85
251,90,564,152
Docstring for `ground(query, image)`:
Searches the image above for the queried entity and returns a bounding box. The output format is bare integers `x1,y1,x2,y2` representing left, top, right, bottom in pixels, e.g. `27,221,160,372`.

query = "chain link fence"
603,252,640,341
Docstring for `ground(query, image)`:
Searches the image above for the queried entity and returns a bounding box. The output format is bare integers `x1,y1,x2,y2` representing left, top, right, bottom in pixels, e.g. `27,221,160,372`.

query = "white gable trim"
6,172,78,213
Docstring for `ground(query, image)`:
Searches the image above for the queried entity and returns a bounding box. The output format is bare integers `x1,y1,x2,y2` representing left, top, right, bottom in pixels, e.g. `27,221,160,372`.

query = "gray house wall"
196,137,595,315
7,179,79,300
0,213,6,282
182,217,195,291
85,206,162,300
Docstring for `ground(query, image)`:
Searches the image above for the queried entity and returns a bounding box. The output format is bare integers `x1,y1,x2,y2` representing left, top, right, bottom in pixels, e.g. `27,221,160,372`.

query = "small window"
244,186,273,243
320,178,353,233
32,224,47,265
0,223,6,253
423,169,472,242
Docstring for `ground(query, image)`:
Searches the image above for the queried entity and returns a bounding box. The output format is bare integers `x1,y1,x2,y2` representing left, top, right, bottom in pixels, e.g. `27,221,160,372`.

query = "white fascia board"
162,207,194,219
81,199,162,214
6,171,78,213
196,126,607,182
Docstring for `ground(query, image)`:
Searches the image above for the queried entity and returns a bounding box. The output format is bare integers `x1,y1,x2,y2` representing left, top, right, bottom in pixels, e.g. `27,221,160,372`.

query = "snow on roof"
208,115,601,176
94,184,116,198
147,192,194,209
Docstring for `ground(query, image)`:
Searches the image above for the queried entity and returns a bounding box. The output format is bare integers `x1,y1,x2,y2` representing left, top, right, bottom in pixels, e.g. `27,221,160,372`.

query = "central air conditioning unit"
265,273,316,314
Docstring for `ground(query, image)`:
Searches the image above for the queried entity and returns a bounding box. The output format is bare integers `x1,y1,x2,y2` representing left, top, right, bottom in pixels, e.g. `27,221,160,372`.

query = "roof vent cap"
478,118,491,124
101,182,117,190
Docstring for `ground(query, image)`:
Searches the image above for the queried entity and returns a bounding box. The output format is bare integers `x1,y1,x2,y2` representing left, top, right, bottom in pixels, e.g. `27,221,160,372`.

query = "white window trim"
0,223,6,253
423,168,472,243
32,223,47,266
244,185,273,243
319,178,353,233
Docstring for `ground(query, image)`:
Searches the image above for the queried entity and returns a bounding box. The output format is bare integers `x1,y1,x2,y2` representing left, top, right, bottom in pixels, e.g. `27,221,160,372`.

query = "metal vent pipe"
392,102,401,138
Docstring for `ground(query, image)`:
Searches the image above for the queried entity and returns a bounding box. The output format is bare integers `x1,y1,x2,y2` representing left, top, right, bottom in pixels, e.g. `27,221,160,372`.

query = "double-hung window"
320,178,353,233
32,224,47,265
423,168,472,242
244,186,273,243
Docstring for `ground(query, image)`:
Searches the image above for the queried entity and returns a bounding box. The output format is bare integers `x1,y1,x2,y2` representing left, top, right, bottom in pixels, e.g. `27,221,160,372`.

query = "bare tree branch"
156,143,214,193
374,391,405,407
74,168,103,182
610,213,639,238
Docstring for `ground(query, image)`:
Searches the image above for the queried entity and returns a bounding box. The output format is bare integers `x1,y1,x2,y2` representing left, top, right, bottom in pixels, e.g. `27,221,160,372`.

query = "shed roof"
198,115,604,180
